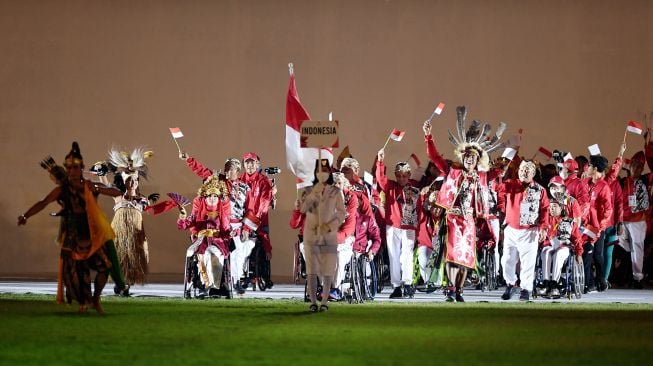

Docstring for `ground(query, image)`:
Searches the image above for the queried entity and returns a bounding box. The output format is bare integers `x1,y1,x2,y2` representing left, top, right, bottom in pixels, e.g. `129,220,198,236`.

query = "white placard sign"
300,120,339,148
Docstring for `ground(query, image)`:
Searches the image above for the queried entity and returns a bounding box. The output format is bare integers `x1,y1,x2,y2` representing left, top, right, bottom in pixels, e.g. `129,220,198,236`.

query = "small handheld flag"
427,102,446,122
383,128,406,149
588,144,601,156
390,128,405,142
581,226,598,240
169,127,184,153
537,146,553,160
627,120,643,135
501,147,517,161
169,127,183,139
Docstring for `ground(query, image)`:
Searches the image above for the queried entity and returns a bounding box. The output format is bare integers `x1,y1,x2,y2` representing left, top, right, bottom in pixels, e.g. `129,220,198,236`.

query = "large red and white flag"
389,128,405,142
627,120,644,135
285,66,332,188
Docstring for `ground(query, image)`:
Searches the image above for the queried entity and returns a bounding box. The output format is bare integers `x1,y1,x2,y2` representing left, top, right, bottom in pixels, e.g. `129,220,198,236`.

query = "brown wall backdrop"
1,0,652,282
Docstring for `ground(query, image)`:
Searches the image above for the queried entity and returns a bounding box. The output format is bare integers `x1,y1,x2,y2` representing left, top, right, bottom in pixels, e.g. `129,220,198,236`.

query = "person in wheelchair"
331,172,358,301
538,197,583,298
177,176,231,298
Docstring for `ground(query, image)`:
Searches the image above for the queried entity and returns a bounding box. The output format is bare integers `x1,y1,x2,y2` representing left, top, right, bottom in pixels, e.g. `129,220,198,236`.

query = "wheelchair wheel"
374,250,388,293
222,256,233,299
352,257,365,304
572,256,584,299
254,246,272,291
484,248,497,291
363,257,378,300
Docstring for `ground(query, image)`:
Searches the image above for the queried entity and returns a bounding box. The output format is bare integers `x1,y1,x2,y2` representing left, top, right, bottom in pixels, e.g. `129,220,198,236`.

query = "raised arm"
423,121,449,173
180,152,213,180
375,149,388,191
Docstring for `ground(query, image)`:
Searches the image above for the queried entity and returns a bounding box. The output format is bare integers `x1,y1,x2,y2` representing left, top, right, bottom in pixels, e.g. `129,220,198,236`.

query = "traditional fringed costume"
105,147,154,294
424,106,506,302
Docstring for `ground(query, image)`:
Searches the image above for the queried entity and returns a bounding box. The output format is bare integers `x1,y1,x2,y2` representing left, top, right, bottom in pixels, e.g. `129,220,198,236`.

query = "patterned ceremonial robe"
442,172,480,269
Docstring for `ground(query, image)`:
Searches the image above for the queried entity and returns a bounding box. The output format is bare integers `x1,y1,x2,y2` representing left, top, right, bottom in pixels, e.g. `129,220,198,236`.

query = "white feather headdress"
108,146,153,180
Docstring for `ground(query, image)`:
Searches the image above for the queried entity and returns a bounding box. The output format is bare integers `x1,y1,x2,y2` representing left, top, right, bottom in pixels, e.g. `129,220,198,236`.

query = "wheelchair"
292,236,306,285
532,247,584,300
373,245,390,294
242,234,273,291
183,242,233,300
341,252,378,304
471,243,498,292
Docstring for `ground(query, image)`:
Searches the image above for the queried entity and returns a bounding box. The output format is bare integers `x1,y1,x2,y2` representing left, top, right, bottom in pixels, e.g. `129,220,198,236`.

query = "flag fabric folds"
538,146,552,159
434,102,445,115
389,128,405,142
627,120,643,135
285,69,333,188
169,127,183,139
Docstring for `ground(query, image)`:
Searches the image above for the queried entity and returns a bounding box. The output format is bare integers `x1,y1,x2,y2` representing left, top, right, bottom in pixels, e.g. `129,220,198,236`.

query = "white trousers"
335,237,354,287
540,246,570,282
488,218,501,275
623,221,647,281
202,246,225,289
230,236,255,283
417,246,433,283
501,226,539,292
386,226,415,287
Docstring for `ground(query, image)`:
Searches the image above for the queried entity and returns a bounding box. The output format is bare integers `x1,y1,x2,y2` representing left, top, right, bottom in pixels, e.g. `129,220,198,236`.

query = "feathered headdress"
447,106,507,172
107,146,153,181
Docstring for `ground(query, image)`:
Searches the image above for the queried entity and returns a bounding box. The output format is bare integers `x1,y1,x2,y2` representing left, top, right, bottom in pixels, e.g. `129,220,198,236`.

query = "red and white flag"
389,128,405,142
537,146,553,160
410,153,421,167
581,226,598,240
434,102,445,115
627,120,644,135
285,65,332,188
169,127,183,139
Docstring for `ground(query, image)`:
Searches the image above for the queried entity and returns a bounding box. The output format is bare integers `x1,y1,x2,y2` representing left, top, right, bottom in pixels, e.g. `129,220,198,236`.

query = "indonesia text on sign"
300,120,339,148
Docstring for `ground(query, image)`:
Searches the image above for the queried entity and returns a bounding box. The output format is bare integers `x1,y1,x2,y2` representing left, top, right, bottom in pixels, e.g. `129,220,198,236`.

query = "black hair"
589,155,609,173
312,159,334,185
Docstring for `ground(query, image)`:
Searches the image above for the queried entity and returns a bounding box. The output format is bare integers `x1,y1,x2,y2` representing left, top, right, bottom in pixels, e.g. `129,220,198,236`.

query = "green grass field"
1,294,652,366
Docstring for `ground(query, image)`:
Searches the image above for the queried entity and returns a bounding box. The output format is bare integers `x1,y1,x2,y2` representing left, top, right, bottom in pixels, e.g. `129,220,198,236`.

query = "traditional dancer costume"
425,106,506,302
106,147,154,295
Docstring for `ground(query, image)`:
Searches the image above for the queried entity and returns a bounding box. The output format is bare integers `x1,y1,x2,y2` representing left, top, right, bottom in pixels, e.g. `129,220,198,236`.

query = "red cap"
243,152,259,162
563,159,578,172
548,176,565,186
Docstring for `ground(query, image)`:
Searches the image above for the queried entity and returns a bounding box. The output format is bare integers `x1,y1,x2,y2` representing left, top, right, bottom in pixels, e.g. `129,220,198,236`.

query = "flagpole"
426,108,438,124
622,127,628,146
382,134,392,150
172,137,182,154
